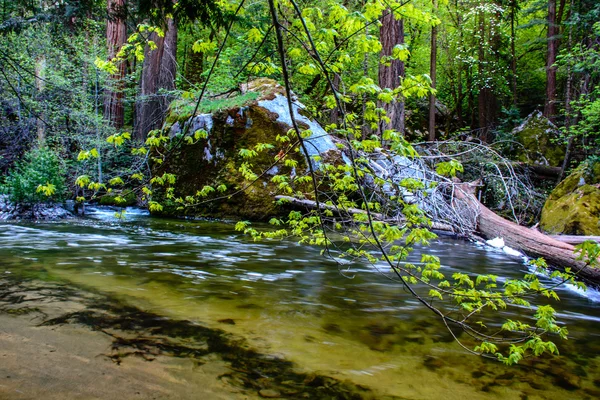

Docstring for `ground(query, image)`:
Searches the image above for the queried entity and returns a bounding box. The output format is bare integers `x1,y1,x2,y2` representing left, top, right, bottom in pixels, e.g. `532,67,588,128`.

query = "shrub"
1,147,66,205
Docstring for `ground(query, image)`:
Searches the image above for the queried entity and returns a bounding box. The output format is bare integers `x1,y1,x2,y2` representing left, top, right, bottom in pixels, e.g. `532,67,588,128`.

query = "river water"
0,207,599,399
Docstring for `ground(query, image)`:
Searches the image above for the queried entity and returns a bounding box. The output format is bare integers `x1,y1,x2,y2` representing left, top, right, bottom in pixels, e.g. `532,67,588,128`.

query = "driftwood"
274,195,455,233
454,182,600,285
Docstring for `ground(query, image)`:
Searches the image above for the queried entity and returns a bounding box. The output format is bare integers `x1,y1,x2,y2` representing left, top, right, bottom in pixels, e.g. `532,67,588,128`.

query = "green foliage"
1,147,66,205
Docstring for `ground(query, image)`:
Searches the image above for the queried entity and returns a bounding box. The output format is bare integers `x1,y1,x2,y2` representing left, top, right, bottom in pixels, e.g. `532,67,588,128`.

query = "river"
0,207,599,399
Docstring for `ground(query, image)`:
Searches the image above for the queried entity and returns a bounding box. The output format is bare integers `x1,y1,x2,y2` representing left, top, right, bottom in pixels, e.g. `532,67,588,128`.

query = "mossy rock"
154,103,307,221
98,190,137,207
540,161,600,235
511,111,565,167
153,79,345,221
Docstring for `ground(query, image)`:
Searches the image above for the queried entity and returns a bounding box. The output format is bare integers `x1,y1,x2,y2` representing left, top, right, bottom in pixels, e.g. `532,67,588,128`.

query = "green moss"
541,161,600,235
165,92,260,125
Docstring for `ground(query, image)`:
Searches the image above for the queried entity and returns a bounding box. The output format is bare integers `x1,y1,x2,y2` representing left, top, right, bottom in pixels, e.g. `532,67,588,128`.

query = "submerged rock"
540,160,600,235
258,389,281,398
510,111,565,167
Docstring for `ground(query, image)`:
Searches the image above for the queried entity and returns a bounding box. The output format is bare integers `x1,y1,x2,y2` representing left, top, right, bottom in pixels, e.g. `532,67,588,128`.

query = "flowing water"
0,207,599,399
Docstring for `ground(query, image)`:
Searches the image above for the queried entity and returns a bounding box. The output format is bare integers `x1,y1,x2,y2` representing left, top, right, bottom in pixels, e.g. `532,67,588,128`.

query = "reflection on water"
1,212,600,399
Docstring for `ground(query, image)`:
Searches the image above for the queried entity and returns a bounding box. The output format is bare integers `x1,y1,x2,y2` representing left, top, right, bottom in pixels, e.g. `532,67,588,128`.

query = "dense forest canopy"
1,0,600,365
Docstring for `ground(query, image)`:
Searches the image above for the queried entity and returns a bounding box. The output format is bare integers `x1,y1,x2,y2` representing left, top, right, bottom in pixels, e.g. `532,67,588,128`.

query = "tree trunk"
104,0,127,129
35,54,46,144
378,9,405,137
557,4,574,183
135,17,178,141
428,0,438,141
544,0,558,122
510,0,518,107
476,10,497,142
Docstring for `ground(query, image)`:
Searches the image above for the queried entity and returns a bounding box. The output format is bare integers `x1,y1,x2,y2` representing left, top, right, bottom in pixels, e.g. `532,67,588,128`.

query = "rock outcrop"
540,160,600,235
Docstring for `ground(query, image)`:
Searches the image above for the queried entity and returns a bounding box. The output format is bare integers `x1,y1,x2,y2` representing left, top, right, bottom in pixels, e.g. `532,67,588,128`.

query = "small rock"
217,318,235,325
259,389,281,398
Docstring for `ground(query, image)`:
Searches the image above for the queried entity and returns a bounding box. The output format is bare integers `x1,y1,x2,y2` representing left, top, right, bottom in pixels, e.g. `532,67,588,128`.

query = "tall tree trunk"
544,0,558,122
35,54,46,144
476,10,498,142
378,9,405,137
428,0,438,141
477,11,488,141
135,17,178,141
104,0,127,129
558,5,574,183
510,0,518,107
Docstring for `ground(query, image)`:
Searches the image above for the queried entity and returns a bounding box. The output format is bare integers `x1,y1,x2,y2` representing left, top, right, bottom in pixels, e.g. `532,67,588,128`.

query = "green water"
1,207,599,399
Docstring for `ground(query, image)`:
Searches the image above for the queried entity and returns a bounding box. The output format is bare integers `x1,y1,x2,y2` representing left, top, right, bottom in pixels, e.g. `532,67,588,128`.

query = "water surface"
0,208,599,399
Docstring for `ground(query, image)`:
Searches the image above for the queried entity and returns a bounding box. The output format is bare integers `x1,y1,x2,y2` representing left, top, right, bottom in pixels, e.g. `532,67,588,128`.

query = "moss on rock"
540,161,600,235
511,111,565,167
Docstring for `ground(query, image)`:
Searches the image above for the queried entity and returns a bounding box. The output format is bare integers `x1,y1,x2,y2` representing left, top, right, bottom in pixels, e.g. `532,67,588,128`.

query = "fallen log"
275,191,600,285
454,182,600,285
512,162,561,180
548,235,600,245
274,195,455,233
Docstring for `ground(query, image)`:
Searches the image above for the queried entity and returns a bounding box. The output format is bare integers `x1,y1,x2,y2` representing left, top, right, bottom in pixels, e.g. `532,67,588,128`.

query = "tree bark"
104,0,127,129
35,54,46,144
510,0,518,107
135,17,178,141
428,0,438,141
544,0,558,122
378,9,405,137
477,10,498,142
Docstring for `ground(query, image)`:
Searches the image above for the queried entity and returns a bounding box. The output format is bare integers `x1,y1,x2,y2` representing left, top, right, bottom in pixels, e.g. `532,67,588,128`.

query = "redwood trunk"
378,9,405,136
135,17,178,141
104,0,127,128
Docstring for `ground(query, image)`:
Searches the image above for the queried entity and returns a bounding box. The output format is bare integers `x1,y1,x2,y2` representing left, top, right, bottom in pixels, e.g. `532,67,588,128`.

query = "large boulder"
510,111,565,167
153,79,343,220
540,160,600,235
